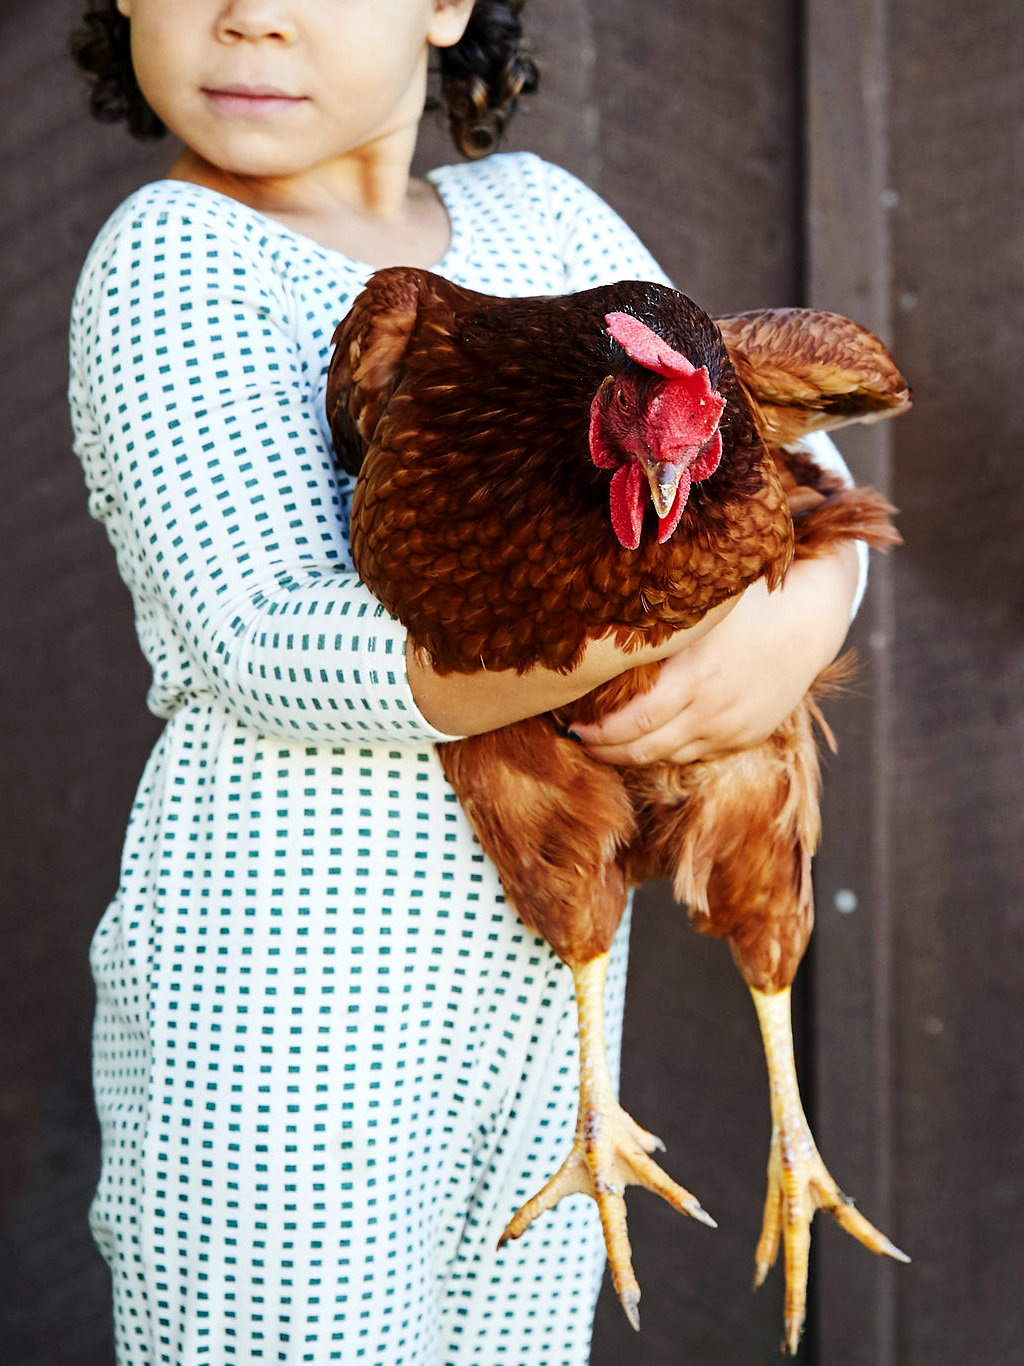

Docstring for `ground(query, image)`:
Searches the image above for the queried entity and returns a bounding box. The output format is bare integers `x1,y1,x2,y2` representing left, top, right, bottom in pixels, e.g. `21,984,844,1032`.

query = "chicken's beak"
642,457,685,519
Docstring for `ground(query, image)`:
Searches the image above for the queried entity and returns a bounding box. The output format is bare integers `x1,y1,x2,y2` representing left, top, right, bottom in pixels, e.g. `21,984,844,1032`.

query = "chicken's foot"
498,951,715,1330
750,985,909,1354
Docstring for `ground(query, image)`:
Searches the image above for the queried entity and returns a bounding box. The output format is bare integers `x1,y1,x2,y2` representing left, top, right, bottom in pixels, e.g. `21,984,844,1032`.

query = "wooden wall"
2,1,1021,1362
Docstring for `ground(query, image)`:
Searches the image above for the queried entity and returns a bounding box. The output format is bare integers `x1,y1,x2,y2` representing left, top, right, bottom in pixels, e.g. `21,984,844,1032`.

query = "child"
69,3,864,1363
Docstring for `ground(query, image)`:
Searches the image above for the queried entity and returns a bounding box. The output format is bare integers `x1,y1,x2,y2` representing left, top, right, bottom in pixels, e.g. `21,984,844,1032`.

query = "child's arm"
70,189,731,750
516,160,869,761
69,193,463,750
567,540,860,766
404,595,739,737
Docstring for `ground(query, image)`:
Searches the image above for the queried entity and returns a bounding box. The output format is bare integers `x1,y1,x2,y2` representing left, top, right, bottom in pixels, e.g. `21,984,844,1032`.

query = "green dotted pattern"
70,154,668,1365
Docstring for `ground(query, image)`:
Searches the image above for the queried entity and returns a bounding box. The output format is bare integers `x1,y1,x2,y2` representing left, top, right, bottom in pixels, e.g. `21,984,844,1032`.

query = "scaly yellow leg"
750,985,910,1354
499,951,715,1330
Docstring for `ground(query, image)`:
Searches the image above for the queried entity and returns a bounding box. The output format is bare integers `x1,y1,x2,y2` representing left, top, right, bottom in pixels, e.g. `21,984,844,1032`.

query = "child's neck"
168,146,453,269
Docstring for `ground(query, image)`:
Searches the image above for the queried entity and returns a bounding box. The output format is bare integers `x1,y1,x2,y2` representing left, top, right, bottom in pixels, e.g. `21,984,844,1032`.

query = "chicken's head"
589,312,726,550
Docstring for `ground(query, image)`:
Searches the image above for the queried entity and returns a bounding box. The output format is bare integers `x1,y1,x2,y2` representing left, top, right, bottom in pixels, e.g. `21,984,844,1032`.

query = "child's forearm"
405,597,738,737
569,540,862,767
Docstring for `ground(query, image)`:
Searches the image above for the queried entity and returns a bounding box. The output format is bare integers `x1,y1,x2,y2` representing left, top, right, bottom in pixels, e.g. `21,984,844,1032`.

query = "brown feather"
327,271,909,982
437,719,635,964
330,271,794,679
623,706,822,992
716,307,912,447
326,269,422,475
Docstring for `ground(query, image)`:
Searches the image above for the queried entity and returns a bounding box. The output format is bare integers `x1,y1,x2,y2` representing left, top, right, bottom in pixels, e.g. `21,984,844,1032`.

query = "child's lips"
203,85,306,117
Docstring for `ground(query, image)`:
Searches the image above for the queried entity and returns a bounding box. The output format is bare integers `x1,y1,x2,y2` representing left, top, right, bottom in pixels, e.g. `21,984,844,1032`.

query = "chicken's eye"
615,387,629,412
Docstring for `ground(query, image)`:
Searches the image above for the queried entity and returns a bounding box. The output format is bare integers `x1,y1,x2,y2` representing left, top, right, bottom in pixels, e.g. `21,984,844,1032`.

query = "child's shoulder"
76,179,303,299
85,180,260,258
426,151,621,262
426,152,664,291
429,149,595,210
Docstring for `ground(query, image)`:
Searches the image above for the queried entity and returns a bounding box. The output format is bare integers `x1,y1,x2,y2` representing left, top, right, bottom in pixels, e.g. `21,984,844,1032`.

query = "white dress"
69,152,670,1366
70,151,861,1366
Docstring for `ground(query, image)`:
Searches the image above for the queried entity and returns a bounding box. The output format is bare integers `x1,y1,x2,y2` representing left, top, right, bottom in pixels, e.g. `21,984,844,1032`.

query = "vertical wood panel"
808,3,1024,1365
579,4,808,1360
0,5,171,1362
887,3,1024,1362
589,0,804,313
804,3,901,1363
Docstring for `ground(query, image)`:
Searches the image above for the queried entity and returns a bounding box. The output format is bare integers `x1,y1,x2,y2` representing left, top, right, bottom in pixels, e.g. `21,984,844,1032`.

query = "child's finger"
571,659,700,748
573,708,705,767
571,703,684,752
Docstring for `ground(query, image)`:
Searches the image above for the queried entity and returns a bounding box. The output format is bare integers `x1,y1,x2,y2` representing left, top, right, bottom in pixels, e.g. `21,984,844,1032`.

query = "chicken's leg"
750,985,909,1353
498,951,715,1330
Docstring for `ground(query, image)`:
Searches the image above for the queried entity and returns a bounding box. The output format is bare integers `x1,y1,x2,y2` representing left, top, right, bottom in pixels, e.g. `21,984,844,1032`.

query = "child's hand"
570,544,861,767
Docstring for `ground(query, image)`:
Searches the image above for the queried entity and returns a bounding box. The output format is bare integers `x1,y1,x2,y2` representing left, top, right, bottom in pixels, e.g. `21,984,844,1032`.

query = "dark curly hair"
433,0,538,157
69,0,538,157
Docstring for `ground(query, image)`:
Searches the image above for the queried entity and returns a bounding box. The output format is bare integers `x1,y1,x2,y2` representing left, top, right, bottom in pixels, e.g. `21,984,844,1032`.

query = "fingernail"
567,729,585,745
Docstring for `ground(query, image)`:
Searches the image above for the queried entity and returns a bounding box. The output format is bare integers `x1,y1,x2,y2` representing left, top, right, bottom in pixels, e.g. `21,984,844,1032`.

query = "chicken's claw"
750,986,910,1353
499,1096,714,1330
498,953,714,1331
753,1114,909,1353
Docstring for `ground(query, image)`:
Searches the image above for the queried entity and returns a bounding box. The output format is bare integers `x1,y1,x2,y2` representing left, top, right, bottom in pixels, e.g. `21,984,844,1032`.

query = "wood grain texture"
803,2,902,1362
0,4,170,1362
886,3,1024,1362
809,3,1024,1364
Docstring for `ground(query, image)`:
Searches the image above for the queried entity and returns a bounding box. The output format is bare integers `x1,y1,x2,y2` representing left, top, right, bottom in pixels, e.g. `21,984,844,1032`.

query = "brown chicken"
326,271,911,1352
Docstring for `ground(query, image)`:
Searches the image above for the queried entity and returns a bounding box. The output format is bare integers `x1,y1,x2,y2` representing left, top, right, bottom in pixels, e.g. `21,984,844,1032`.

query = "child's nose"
215,0,299,44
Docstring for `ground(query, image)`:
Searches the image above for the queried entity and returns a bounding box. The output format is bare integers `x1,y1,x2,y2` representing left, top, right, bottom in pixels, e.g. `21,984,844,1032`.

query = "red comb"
604,312,698,379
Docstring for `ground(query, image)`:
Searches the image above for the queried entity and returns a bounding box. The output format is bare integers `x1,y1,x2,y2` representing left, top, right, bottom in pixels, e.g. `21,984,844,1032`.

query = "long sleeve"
532,158,674,292
795,430,870,618
70,190,456,746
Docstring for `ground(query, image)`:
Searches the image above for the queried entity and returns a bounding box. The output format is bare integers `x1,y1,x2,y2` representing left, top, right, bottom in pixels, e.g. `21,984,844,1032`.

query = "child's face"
117,0,473,182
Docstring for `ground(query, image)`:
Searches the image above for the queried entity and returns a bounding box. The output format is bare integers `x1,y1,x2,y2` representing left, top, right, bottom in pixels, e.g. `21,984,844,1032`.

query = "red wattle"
690,429,723,482
656,469,693,543
588,390,620,469
609,462,645,550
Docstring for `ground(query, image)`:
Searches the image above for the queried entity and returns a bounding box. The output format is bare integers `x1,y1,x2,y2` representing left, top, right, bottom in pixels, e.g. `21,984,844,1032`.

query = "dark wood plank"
0,5,171,1361
803,2,902,1362
809,2,1024,1364
886,3,1024,1362
573,3,811,1358
589,0,804,313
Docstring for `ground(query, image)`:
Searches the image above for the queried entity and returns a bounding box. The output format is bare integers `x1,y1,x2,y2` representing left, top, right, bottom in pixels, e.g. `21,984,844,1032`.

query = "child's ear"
428,0,475,50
